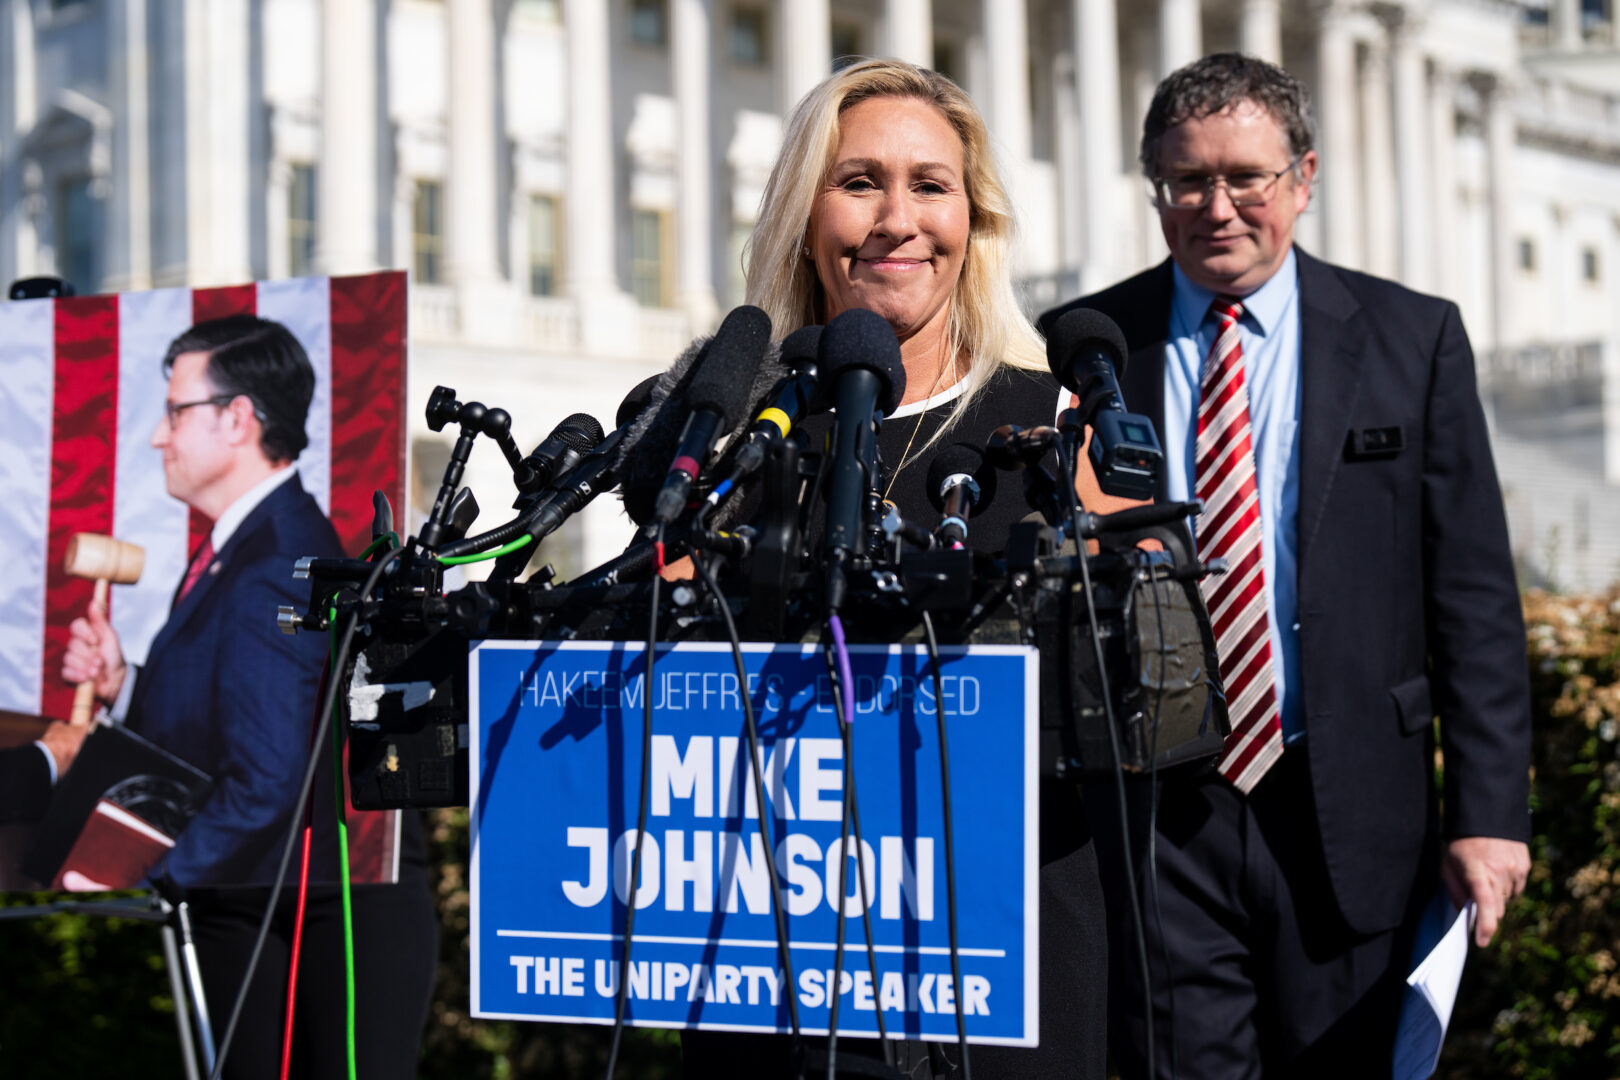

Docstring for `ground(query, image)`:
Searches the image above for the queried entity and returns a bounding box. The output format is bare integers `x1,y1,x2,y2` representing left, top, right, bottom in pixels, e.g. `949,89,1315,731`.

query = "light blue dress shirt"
1162,248,1305,742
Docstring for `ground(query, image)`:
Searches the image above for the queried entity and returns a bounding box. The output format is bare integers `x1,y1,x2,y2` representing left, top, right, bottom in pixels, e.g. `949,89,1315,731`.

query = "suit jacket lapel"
1295,249,1368,565
143,475,303,672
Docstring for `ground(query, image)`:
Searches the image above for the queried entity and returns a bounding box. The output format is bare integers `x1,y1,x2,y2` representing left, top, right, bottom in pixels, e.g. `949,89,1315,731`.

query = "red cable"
281,658,331,1079
279,820,314,1080
653,540,666,575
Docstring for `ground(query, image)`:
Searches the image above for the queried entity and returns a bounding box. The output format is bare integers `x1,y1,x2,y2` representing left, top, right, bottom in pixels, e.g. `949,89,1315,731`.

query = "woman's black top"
793,364,1064,558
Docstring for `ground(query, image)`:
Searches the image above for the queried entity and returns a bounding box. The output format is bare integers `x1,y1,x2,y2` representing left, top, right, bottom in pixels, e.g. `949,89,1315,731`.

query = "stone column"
1555,0,1583,51
985,0,1032,167
1239,0,1282,63
106,0,152,291
2,0,39,283
1075,0,1123,290
1386,11,1429,289
1427,64,1458,299
1159,0,1202,77
673,0,719,328
317,0,378,275
565,0,637,354
266,158,293,280
1478,72,1517,349
446,0,501,287
884,0,932,67
1315,5,1360,267
1359,38,1396,278
778,0,830,115
185,0,253,284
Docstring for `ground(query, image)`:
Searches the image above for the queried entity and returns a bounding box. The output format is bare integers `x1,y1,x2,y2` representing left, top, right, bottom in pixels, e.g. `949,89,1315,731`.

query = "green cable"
436,532,533,566
358,531,400,561
328,606,359,1080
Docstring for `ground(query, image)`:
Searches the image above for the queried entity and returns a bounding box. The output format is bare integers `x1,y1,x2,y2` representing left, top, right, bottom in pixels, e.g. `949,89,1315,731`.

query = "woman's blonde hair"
744,58,1047,452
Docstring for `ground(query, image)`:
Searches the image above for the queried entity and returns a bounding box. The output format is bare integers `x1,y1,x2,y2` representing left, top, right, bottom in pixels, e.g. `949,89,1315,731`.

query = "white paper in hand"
1391,892,1476,1080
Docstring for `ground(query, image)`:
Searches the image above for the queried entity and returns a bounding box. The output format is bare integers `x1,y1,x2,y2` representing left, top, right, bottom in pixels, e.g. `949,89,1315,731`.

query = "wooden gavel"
63,533,145,726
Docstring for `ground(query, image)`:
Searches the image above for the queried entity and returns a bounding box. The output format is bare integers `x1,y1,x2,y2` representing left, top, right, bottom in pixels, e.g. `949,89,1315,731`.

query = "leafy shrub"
1443,589,1620,1078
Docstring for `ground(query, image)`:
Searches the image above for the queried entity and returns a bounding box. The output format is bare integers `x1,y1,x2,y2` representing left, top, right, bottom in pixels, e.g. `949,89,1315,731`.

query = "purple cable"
828,614,856,726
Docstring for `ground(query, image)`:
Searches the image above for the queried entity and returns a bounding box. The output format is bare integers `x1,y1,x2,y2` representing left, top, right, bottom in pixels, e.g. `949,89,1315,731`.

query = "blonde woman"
682,59,1108,1080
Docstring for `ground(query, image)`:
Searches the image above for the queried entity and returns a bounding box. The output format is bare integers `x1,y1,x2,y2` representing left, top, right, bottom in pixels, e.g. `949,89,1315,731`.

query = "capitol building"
2,0,1617,584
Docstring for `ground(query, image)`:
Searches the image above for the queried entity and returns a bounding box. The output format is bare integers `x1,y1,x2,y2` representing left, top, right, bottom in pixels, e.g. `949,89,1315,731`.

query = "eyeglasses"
1151,155,1307,210
162,395,237,425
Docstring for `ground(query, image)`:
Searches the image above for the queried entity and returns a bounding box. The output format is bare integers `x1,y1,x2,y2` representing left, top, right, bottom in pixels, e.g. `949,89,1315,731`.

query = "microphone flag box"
469,640,1038,1046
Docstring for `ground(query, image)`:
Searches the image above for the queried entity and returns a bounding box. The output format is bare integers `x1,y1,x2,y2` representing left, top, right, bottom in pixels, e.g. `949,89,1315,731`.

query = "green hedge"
7,588,1620,1076
1442,589,1620,1078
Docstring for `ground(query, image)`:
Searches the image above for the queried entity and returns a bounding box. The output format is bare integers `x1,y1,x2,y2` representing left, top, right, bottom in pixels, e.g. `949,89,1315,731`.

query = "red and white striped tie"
1196,298,1283,793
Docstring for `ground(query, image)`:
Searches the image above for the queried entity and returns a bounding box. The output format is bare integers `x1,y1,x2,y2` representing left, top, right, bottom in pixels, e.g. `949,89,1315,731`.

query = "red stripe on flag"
43,296,121,721
192,284,257,324
184,286,259,552
329,272,408,884
329,272,407,557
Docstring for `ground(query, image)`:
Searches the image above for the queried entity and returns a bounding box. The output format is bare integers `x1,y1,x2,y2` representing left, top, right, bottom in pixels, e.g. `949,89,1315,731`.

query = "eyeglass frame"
162,394,241,425
1148,153,1310,211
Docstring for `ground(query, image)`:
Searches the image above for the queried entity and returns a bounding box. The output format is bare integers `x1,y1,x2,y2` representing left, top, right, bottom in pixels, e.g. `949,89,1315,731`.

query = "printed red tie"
174,537,215,608
1195,298,1283,793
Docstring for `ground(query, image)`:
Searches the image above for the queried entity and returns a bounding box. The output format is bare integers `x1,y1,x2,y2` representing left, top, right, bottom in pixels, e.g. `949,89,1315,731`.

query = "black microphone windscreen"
925,443,996,515
686,305,773,421
613,309,790,527
1048,308,1130,392
780,324,823,372
818,308,907,415
616,376,660,429
553,412,605,452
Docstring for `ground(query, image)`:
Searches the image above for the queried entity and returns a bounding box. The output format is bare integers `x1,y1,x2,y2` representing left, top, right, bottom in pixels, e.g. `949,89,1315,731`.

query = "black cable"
919,611,972,1079
1144,567,1178,1080
690,553,806,1064
206,547,403,1080
833,677,893,1060
604,525,663,1080
1054,453,1157,1080
822,637,853,1080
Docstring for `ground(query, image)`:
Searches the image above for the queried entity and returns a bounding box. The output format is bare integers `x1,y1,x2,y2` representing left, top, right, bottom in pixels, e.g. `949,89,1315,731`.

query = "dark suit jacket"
1041,249,1532,934
128,473,342,888
0,743,52,825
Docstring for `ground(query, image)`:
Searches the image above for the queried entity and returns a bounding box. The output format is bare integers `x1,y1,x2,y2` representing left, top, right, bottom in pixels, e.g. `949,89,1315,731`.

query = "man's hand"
39,721,89,778
1442,836,1531,947
62,599,127,703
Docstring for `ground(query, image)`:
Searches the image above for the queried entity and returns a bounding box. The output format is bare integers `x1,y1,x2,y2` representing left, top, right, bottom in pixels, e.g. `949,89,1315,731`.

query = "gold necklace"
881,357,953,501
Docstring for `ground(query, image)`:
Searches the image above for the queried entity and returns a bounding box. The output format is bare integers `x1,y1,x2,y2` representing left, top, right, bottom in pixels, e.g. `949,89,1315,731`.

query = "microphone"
819,308,907,610
617,375,661,429
925,443,996,548
443,379,659,565
513,413,605,495
1046,308,1162,500
780,324,822,373
651,306,773,524
985,424,1065,526
518,426,630,545
985,424,1059,470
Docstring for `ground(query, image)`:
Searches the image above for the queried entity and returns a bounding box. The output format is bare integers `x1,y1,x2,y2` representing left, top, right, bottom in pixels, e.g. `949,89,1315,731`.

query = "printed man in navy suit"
62,316,436,1079
1042,54,1532,1077
62,315,341,890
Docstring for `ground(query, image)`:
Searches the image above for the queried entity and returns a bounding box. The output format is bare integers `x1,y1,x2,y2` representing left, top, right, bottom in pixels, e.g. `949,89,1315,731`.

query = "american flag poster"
0,270,408,885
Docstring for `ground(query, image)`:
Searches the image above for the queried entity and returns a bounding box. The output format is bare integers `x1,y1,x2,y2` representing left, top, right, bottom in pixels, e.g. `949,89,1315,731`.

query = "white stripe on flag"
257,276,333,515
115,288,195,666
0,298,56,714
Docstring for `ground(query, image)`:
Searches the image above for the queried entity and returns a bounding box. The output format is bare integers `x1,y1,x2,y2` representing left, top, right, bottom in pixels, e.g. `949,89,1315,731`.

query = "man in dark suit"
63,316,342,889
0,722,86,824
1042,54,1531,1076
62,316,436,1078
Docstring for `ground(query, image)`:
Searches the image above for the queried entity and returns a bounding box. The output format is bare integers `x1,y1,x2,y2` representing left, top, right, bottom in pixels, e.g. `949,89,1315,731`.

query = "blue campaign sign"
469,640,1038,1046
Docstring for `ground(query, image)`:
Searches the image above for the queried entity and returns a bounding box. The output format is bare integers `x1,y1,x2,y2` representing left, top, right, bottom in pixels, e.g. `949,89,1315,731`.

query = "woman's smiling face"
807,95,971,344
